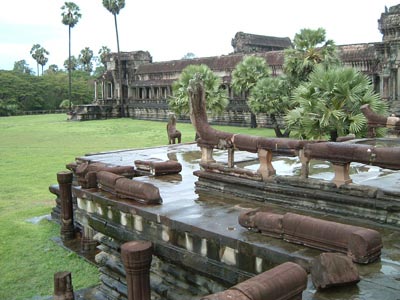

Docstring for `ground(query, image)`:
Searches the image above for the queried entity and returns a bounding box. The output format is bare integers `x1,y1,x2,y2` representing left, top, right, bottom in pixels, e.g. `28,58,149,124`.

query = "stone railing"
188,78,400,187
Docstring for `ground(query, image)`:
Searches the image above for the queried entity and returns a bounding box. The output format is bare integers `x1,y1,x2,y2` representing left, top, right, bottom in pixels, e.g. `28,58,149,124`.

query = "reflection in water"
346,138,400,147
236,156,398,183
313,285,361,300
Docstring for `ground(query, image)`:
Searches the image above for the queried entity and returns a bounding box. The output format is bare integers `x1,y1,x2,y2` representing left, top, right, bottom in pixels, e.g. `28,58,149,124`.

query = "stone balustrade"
188,79,400,187
201,262,307,300
239,210,383,264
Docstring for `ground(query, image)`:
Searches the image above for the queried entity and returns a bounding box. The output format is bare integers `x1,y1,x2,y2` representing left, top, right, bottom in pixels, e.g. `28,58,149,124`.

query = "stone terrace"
60,142,400,300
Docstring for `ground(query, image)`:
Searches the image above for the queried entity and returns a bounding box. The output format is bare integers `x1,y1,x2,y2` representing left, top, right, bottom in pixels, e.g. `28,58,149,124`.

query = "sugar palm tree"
168,64,228,116
30,44,50,76
79,47,94,73
283,28,339,87
231,55,270,128
285,65,388,141
98,46,111,67
30,44,42,76
102,0,125,116
61,1,81,111
38,48,49,76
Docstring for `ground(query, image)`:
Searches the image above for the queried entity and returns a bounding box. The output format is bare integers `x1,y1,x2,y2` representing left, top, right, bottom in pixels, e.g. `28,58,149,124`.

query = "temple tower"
378,4,400,113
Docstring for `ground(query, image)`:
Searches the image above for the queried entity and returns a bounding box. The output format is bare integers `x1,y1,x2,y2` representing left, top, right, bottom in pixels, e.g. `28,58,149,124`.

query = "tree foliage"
79,47,94,73
231,55,271,128
249,76,293,137
13,60,33,75
102,0,125,15
168,64,228,115
64,56,79,71
98,46,111,67
30,44,49,76
0,70,94,116
283,28,339,87
285,65,388,140
61,2,81,27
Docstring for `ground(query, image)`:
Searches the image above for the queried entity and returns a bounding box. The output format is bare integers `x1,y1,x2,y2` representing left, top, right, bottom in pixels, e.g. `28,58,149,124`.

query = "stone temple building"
73,4,400,126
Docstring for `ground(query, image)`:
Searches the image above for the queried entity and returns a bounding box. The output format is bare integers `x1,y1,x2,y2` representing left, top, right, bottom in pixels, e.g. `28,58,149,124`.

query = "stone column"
257,149,276,181
121,241,153,300
94,81,98,101
81,225,97,254
298,149,309,179
57,171,74,241
332,162,352,187
54,271,74,300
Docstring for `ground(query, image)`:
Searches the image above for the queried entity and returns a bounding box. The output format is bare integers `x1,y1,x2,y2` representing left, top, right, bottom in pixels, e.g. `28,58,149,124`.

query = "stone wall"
94,233,226,300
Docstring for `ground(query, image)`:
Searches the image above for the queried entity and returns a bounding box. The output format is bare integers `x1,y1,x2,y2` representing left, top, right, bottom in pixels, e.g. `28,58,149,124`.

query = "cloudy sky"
0,0,398,73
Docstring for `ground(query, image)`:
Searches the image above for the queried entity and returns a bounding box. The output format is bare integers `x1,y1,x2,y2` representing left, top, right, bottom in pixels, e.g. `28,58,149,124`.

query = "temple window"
107,83,113,99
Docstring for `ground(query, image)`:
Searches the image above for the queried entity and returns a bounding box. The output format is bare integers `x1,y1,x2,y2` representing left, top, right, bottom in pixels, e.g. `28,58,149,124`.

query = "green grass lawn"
0,114,274,300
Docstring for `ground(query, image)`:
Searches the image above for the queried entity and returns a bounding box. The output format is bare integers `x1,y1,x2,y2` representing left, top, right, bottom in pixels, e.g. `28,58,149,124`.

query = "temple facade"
74,4,400,124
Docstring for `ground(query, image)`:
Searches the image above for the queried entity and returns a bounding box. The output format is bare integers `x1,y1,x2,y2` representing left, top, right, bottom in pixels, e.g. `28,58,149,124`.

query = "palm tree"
98,46,111,67
61,1,81,111
285,65,388,141
168,64,228,116
38,48,49,75
231,55,270,128
283,28,339,87
102,0,125,117
30,44,42,76
79,47,94,73
30,45,49,76
249,76,292,137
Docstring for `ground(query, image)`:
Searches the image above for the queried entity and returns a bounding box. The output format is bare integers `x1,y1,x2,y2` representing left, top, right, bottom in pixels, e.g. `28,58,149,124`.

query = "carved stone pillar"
332,162,352,187
257,149,276,181
81,225,97,253
54,271,74,300
200,146,216,164
227,148,235,168
121,241,153,300
298,149,309,179
94,81,98,101
57,171,74,241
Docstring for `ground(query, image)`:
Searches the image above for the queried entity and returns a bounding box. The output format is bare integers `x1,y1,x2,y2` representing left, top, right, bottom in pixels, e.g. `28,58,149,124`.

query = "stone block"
311,252,360,289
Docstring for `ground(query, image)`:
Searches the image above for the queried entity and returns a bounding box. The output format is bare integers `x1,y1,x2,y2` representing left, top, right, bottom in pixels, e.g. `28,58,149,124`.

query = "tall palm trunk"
114,14,125,117
68,25,72,111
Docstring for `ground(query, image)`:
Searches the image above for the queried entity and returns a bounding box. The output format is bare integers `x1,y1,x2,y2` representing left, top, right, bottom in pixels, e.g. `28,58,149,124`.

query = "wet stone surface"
73,143,400,300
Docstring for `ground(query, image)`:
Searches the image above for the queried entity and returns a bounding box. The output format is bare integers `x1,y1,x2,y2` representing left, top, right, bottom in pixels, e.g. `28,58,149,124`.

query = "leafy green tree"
92,46,110,77
249,76,292,137
98,46,111,67
231,55,271,128
168,64,228,116
79,47,94,73
102,0,125,116
182,52,196,60
13,60,33,75
285,65,388,141
283,28,339,87
45,64,60,74
63,56,78,71
61,1,82,110
0,71,44,113
59,99,72,109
